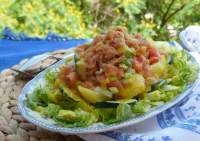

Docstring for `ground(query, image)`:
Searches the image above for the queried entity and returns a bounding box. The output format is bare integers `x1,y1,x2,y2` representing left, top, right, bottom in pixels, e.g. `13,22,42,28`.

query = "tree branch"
160,0,176,27
165,4,186,23
80,0,84,10
161,3,186,28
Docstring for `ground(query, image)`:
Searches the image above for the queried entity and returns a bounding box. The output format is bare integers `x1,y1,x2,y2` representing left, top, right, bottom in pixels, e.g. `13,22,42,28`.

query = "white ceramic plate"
18,43,200,134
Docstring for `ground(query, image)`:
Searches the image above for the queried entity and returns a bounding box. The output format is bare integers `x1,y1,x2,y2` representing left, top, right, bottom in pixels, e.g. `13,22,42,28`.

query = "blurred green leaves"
0,0,199,40
0,0,90,38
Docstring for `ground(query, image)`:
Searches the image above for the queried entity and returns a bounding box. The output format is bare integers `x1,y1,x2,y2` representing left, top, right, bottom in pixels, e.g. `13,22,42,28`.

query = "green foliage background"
0,0,199,40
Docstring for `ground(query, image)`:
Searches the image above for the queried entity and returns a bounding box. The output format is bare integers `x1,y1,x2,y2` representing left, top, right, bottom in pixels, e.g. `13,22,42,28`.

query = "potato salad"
26,27,198,127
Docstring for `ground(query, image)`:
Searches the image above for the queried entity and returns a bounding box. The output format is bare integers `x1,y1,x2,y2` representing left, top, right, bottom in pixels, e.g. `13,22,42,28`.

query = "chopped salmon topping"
59,66,78,88
82,81,95,89
107,80,123,89
59,26,162,89
104,64,124,78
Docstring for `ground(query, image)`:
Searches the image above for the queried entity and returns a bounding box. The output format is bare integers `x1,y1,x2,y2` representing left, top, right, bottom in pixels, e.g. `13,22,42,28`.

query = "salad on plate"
26,27,198,128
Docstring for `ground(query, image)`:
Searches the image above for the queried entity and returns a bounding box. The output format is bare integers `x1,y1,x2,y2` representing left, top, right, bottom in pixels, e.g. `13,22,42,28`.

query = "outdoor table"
1,26,200,141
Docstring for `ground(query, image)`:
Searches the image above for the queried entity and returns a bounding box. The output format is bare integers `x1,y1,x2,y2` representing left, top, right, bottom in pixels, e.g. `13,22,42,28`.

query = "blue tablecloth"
0,39,88,71
0,28,90,71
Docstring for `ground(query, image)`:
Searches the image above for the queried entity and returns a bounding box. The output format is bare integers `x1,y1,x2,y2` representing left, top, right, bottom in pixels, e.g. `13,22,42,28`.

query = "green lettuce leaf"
132,99,151,114
44,104,61,118
97,108,116,123
169,50,198,86
45,68,58,84
26,86,50,108
116,103,132,121
26,94,37,110
56,109,98,127
97,103,133,124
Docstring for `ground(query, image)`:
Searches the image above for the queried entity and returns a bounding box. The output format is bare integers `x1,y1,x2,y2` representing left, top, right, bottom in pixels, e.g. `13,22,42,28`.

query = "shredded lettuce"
116,103,132,121
97,103,133,124
45,68,58,84
97,108,116,123
44,104,61,118
147,90,162,101
26,95,37,110
26,86,50,108
154,49,198,102
169,50,198,86
132,99,151,114
56,109,98,127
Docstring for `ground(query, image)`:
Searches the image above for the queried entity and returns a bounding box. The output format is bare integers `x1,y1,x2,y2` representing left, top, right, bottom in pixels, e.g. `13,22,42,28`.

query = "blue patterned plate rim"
18,43,200,134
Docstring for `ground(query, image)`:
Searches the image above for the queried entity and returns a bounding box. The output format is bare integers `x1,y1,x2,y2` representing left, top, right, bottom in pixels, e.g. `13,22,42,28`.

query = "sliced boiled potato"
117,74,146,99
78,85,111,104
55,79,94,111
150,56,167,77
62,87,94,112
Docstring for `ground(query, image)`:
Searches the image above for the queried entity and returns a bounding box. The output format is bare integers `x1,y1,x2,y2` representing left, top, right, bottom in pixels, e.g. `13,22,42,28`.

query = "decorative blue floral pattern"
148,138,156,141
157,92,200,136
195,94,200,101
100,131,176,141
0,27,87,41
100,131,132,141
179,26,200,52
133,136,144,141
162,136,172,141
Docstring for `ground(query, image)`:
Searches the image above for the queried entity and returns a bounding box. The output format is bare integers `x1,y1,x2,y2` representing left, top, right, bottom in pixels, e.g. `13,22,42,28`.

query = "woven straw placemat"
0,50,84,141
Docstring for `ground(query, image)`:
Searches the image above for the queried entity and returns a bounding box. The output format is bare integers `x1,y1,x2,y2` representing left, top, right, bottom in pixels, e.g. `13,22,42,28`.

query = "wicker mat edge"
0,50,84,141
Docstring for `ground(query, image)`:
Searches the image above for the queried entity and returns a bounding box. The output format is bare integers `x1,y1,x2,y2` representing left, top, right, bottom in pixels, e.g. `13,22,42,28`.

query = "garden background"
0,0,200,41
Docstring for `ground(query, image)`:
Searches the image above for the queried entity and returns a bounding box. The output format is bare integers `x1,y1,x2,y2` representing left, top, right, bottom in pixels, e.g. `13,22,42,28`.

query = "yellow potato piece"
55,79,94,111
117,74,146,99
78,86,111,104
63,87,94,112
150,57,167,77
